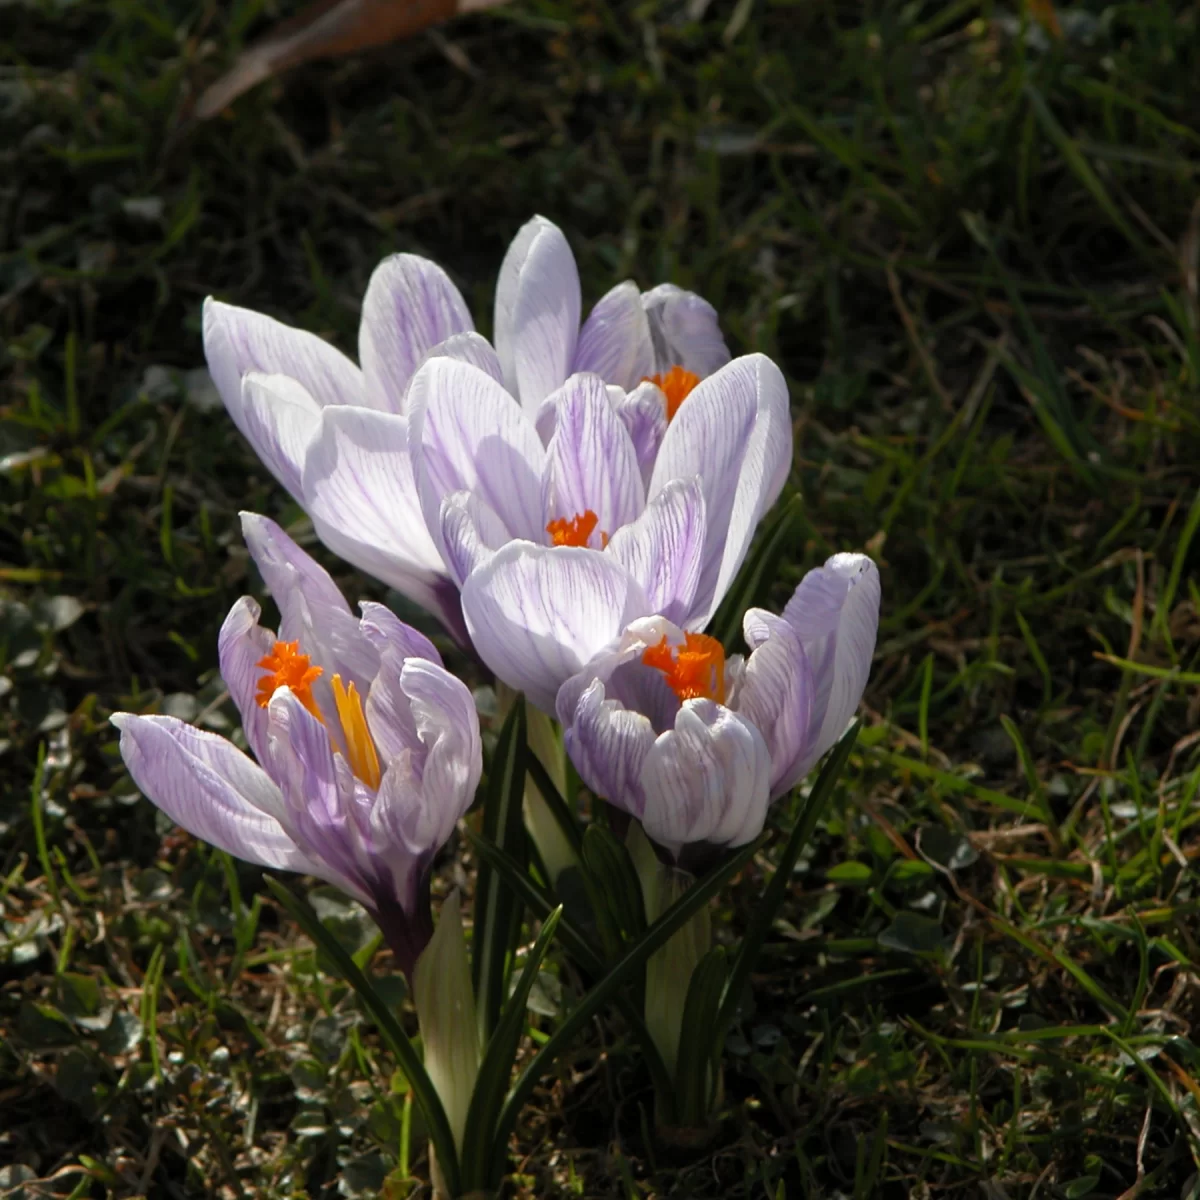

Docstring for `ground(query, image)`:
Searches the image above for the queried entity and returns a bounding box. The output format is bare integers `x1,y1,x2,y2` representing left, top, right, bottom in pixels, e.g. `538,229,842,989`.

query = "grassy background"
4,0,1200,1195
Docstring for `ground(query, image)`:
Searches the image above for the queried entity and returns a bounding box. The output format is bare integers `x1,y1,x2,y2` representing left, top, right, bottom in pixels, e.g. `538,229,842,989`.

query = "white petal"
301,405,449,612
460,541,650,712
541,372,644,542
359,253,474,412
604,478,705,626
572,280,654,390
640,701,771,855
111,713,313,872
237,373,321,500
649,353,792,624
641,283,730,377
780,553,880,772
407,356,547,549
493,215,581,411
203,296,363,417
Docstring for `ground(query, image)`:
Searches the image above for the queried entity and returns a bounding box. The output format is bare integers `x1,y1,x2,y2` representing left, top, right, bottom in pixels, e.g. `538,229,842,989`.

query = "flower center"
546,509,608,548
642,632,726,703
644,365,700,421
256,640,381,789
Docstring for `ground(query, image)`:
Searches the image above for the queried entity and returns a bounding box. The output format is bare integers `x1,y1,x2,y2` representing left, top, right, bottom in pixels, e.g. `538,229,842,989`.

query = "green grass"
4,0,1200,1195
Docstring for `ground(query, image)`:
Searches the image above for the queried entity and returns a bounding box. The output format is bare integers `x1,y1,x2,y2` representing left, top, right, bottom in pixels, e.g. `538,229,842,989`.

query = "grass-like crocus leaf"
525,751,584,858
265,876,462,1198
581,823,647,944
472,695,529,1046
464,828,676,1104
488,832,768,1179
716,721,860,1040
674,946,728,1127
459,905,562,1192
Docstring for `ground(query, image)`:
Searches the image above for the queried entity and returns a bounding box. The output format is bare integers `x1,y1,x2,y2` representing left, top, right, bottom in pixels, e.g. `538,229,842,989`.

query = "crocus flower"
316,350,790,713
201,215,734,643
554,554,881,857
111,514,482,978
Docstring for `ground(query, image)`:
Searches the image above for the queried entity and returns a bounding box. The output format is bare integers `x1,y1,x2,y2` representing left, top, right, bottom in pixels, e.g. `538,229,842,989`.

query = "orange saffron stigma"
645,365,701,421
256,640,323,719
547,509,601,548
255,642,381,789
642,632,726,703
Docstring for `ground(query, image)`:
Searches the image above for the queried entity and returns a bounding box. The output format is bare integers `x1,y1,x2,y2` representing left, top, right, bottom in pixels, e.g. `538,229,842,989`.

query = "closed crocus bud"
111,514,482,980
556,554,881,859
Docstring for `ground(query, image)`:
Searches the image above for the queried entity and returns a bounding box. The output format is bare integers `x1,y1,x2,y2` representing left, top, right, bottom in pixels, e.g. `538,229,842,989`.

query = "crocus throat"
642,632,726,703
645,365,700,421
256,640,382,789
547,509,609,548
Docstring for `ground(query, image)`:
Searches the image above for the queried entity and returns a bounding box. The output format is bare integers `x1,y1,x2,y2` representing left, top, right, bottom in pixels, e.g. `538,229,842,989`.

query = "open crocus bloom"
314,351,790,712
111,514,482,979
202,214,734,643
554,554,881,857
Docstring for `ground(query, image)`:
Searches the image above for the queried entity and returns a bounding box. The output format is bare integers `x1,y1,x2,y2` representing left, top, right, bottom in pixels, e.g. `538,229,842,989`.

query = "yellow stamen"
255,641,382,789
642,632,726,703
644,365,700,421
331,675,382,790
547,509,603,548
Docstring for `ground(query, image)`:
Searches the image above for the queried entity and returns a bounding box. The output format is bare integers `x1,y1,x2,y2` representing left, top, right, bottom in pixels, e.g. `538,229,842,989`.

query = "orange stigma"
255,641,381,789
256,640,323,719
642,632,726,703
645,365,700,421
547,509,602,548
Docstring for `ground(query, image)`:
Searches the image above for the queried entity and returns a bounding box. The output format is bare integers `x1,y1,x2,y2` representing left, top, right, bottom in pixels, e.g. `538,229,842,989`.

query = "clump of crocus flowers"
115,216,881,1197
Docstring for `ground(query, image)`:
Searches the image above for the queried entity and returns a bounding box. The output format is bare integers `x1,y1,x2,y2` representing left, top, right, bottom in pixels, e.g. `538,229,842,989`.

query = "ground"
3,0,1200,1196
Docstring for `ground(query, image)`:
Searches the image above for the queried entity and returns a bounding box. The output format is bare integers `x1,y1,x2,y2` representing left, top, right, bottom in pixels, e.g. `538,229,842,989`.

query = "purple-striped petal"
561,678,655,821
542,373,644,543
639,700,771,856
779,553,880,774
413,331,504,387
614,382,668,487
217,596,276,762
111,713,313,872
641,284,730,378
440,491,510,585
408,356,547,549
737,612,814,797
605,478,705,626
359,254,474,413
460,541,650,712
572,280,654,390
301,405,451,622
203,298,363,423
358,601,443,668
648,354,792,625
240,512,377,695
493,216,581,411
236,373,321,500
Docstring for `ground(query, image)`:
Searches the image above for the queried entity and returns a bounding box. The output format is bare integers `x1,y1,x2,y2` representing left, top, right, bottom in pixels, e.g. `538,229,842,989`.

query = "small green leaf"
827,860,873,884
878,912,945,956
